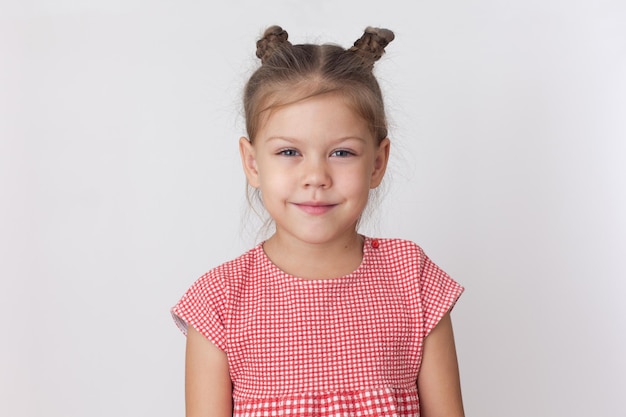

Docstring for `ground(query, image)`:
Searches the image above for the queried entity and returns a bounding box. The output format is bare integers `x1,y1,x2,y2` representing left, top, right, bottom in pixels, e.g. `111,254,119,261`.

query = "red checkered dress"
172,237,463,416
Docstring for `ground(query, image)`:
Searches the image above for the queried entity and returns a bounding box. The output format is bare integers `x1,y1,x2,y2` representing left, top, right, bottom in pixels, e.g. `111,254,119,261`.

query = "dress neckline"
255,235,377,284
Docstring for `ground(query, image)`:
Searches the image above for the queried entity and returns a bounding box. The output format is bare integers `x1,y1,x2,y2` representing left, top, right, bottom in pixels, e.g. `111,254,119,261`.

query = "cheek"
341,167,374,194
259,169,291,194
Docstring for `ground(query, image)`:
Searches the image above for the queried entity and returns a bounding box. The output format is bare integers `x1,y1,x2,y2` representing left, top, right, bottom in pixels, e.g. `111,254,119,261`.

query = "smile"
293,202,337,215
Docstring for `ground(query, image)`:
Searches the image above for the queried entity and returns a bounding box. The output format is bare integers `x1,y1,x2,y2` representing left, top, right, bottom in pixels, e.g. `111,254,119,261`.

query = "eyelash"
276,149,356,157
331,149,355,157
278,149,300,157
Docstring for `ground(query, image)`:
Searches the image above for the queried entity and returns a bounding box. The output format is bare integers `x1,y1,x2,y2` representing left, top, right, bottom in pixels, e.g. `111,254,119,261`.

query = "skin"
240,93,389,279
185,92,464,416
185,327,232,417
418,313,466,417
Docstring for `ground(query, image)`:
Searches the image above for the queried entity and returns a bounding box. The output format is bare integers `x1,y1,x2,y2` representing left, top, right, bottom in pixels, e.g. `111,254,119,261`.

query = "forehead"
256,93,372,140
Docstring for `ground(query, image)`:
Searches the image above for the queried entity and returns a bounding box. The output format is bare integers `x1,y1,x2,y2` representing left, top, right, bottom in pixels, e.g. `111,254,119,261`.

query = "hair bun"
256,25,291,63
349,26,395,66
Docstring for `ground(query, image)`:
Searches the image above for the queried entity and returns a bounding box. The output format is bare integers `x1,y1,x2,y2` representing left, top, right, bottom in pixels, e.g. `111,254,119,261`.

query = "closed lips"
293,203,337,214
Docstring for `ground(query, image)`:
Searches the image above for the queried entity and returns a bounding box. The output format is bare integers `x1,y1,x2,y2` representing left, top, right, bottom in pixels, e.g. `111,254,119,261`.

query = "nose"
302,157,332,188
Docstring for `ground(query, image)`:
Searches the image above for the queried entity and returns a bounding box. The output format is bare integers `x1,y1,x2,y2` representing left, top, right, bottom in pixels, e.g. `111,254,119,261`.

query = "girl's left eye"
331,150,354,157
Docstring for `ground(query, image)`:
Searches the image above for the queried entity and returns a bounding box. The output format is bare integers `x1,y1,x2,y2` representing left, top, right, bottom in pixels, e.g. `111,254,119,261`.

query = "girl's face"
240,93,390,247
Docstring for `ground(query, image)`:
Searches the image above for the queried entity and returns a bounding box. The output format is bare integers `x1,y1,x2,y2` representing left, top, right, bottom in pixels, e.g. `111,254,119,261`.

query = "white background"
1,1,625,416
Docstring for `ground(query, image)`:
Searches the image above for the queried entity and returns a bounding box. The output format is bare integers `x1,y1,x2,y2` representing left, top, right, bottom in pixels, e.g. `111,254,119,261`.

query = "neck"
263,232,364,280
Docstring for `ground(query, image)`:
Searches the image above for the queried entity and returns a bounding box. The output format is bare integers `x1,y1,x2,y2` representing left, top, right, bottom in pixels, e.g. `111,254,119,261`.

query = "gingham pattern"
172,237,463,417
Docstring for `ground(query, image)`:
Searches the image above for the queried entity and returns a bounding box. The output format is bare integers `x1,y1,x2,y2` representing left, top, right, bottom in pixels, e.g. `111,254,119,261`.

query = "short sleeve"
170,270,228,352
419,252,464,337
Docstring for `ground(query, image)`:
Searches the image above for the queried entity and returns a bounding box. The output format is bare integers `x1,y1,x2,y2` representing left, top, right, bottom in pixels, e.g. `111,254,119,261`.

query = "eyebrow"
265,136,367,144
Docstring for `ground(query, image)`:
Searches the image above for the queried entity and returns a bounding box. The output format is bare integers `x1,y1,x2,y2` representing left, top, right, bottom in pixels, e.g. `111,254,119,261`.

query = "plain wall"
1,0,625,416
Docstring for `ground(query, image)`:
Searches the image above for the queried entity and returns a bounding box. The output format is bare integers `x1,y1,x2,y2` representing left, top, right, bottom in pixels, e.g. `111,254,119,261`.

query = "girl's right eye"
278,149,300,157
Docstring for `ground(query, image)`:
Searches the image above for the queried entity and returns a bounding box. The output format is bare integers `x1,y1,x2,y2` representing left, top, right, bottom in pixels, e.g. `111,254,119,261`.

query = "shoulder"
369,236,427,269
196,243,265,289
200,244,263,281
372,236,423,252
367,236,463,315
366,236,452,286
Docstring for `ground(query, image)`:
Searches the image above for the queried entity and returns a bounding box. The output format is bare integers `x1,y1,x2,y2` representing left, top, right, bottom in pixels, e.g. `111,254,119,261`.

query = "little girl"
172,25,465,417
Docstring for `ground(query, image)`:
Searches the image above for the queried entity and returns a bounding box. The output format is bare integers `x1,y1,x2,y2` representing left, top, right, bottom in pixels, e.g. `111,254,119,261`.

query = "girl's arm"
417,312,465,417
185,326,232,417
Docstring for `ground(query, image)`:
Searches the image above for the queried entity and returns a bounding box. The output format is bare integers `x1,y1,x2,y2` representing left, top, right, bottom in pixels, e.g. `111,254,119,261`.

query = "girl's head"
240,26,394,243
243,25,395,145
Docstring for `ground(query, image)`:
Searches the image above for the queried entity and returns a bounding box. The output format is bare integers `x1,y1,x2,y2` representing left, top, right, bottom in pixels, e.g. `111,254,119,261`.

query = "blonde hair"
243,25,395,144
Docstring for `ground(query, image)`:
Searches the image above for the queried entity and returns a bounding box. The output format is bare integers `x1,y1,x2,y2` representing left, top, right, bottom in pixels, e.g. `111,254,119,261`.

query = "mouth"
293,202,338,215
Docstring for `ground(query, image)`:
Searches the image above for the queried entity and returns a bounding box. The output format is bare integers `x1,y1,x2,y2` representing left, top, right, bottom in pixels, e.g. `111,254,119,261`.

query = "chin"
293,229,358,246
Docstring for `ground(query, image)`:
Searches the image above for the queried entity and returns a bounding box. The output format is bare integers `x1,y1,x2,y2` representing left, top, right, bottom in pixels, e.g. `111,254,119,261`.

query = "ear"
239,137,260,188
370,138,390,189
